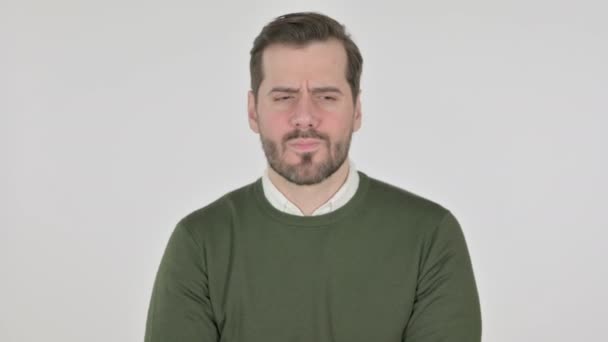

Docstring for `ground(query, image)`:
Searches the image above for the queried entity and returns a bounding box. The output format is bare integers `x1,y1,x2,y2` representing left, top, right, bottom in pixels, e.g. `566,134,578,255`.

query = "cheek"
323,114,353,137
257,114,290,140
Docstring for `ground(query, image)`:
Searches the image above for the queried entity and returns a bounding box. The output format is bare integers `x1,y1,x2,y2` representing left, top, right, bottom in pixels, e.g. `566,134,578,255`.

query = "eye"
274,96,293,102
320,95,337,101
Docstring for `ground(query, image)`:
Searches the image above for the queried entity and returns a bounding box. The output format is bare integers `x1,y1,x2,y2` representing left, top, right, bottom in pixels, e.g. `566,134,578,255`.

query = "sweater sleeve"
144,221,219,342
402,211,482,342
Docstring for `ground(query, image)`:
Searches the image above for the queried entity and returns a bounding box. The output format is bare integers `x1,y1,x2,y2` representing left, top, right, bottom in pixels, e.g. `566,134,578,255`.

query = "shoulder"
364,173,449,214
361,173,467,251
176,179,259,238
362,172,452,226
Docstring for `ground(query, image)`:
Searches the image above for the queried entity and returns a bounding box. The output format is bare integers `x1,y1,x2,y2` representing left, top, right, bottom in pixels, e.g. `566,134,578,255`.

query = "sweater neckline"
251,171,371,227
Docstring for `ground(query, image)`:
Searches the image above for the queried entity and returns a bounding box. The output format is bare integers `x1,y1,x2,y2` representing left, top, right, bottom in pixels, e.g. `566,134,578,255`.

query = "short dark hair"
249,12,363,102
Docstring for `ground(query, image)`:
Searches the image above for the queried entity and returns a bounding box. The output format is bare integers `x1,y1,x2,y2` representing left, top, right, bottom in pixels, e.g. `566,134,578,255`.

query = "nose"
289,94,319,129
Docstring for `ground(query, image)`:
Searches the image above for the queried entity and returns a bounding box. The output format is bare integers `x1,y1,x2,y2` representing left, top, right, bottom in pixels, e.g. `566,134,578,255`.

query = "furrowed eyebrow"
267,86,343,95
310,87,343,95
267,87,299,95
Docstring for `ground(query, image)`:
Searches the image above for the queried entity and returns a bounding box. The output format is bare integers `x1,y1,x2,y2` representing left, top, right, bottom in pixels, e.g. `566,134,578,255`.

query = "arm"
144,221,219,341
403,211,482,342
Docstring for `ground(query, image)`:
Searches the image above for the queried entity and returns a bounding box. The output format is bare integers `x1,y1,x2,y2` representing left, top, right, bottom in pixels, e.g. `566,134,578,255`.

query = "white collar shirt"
261,159,360,216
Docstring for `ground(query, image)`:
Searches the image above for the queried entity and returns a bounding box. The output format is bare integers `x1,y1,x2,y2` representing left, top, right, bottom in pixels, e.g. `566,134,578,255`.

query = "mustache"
282,129,329,144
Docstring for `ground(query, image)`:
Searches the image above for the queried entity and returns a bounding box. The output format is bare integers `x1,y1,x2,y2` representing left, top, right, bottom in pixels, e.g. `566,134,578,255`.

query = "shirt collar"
261,159,360,216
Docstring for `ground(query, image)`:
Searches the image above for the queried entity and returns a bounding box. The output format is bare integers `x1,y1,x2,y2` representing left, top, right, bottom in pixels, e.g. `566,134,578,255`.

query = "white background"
2,1,606,341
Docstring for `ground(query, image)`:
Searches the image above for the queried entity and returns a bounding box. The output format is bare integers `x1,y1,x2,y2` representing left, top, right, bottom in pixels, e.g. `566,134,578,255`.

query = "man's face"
248,39,362,186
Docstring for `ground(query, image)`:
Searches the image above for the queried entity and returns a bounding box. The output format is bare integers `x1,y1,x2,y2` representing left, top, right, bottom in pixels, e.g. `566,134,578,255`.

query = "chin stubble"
260,130,351,186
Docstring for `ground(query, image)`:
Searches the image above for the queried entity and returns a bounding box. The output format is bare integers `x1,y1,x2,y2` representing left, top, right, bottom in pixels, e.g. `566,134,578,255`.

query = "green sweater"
144,171,482,342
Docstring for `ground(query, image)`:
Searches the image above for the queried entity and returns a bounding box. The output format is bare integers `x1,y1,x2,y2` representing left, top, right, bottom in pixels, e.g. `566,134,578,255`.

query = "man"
144,12,481,342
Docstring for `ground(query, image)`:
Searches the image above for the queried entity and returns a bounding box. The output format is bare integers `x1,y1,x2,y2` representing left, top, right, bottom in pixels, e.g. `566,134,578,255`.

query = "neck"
267,159,350,216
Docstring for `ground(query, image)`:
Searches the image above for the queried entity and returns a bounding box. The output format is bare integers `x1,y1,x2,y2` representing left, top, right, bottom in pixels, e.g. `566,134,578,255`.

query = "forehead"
260,39,348,87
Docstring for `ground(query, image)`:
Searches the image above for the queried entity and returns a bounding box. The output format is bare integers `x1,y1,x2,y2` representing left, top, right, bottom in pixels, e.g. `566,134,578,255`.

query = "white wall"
2,1,606,341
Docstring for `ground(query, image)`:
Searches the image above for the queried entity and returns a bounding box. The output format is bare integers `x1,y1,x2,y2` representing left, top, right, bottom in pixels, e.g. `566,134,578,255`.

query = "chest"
207,223,421,342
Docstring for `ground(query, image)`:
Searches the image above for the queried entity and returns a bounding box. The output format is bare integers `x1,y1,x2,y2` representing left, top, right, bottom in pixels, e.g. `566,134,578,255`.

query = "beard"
260,128,352,186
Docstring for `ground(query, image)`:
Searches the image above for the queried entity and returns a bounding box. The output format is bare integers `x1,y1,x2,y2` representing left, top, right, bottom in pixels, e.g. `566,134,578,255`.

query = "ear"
248,90,260,134
353,90,362,132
